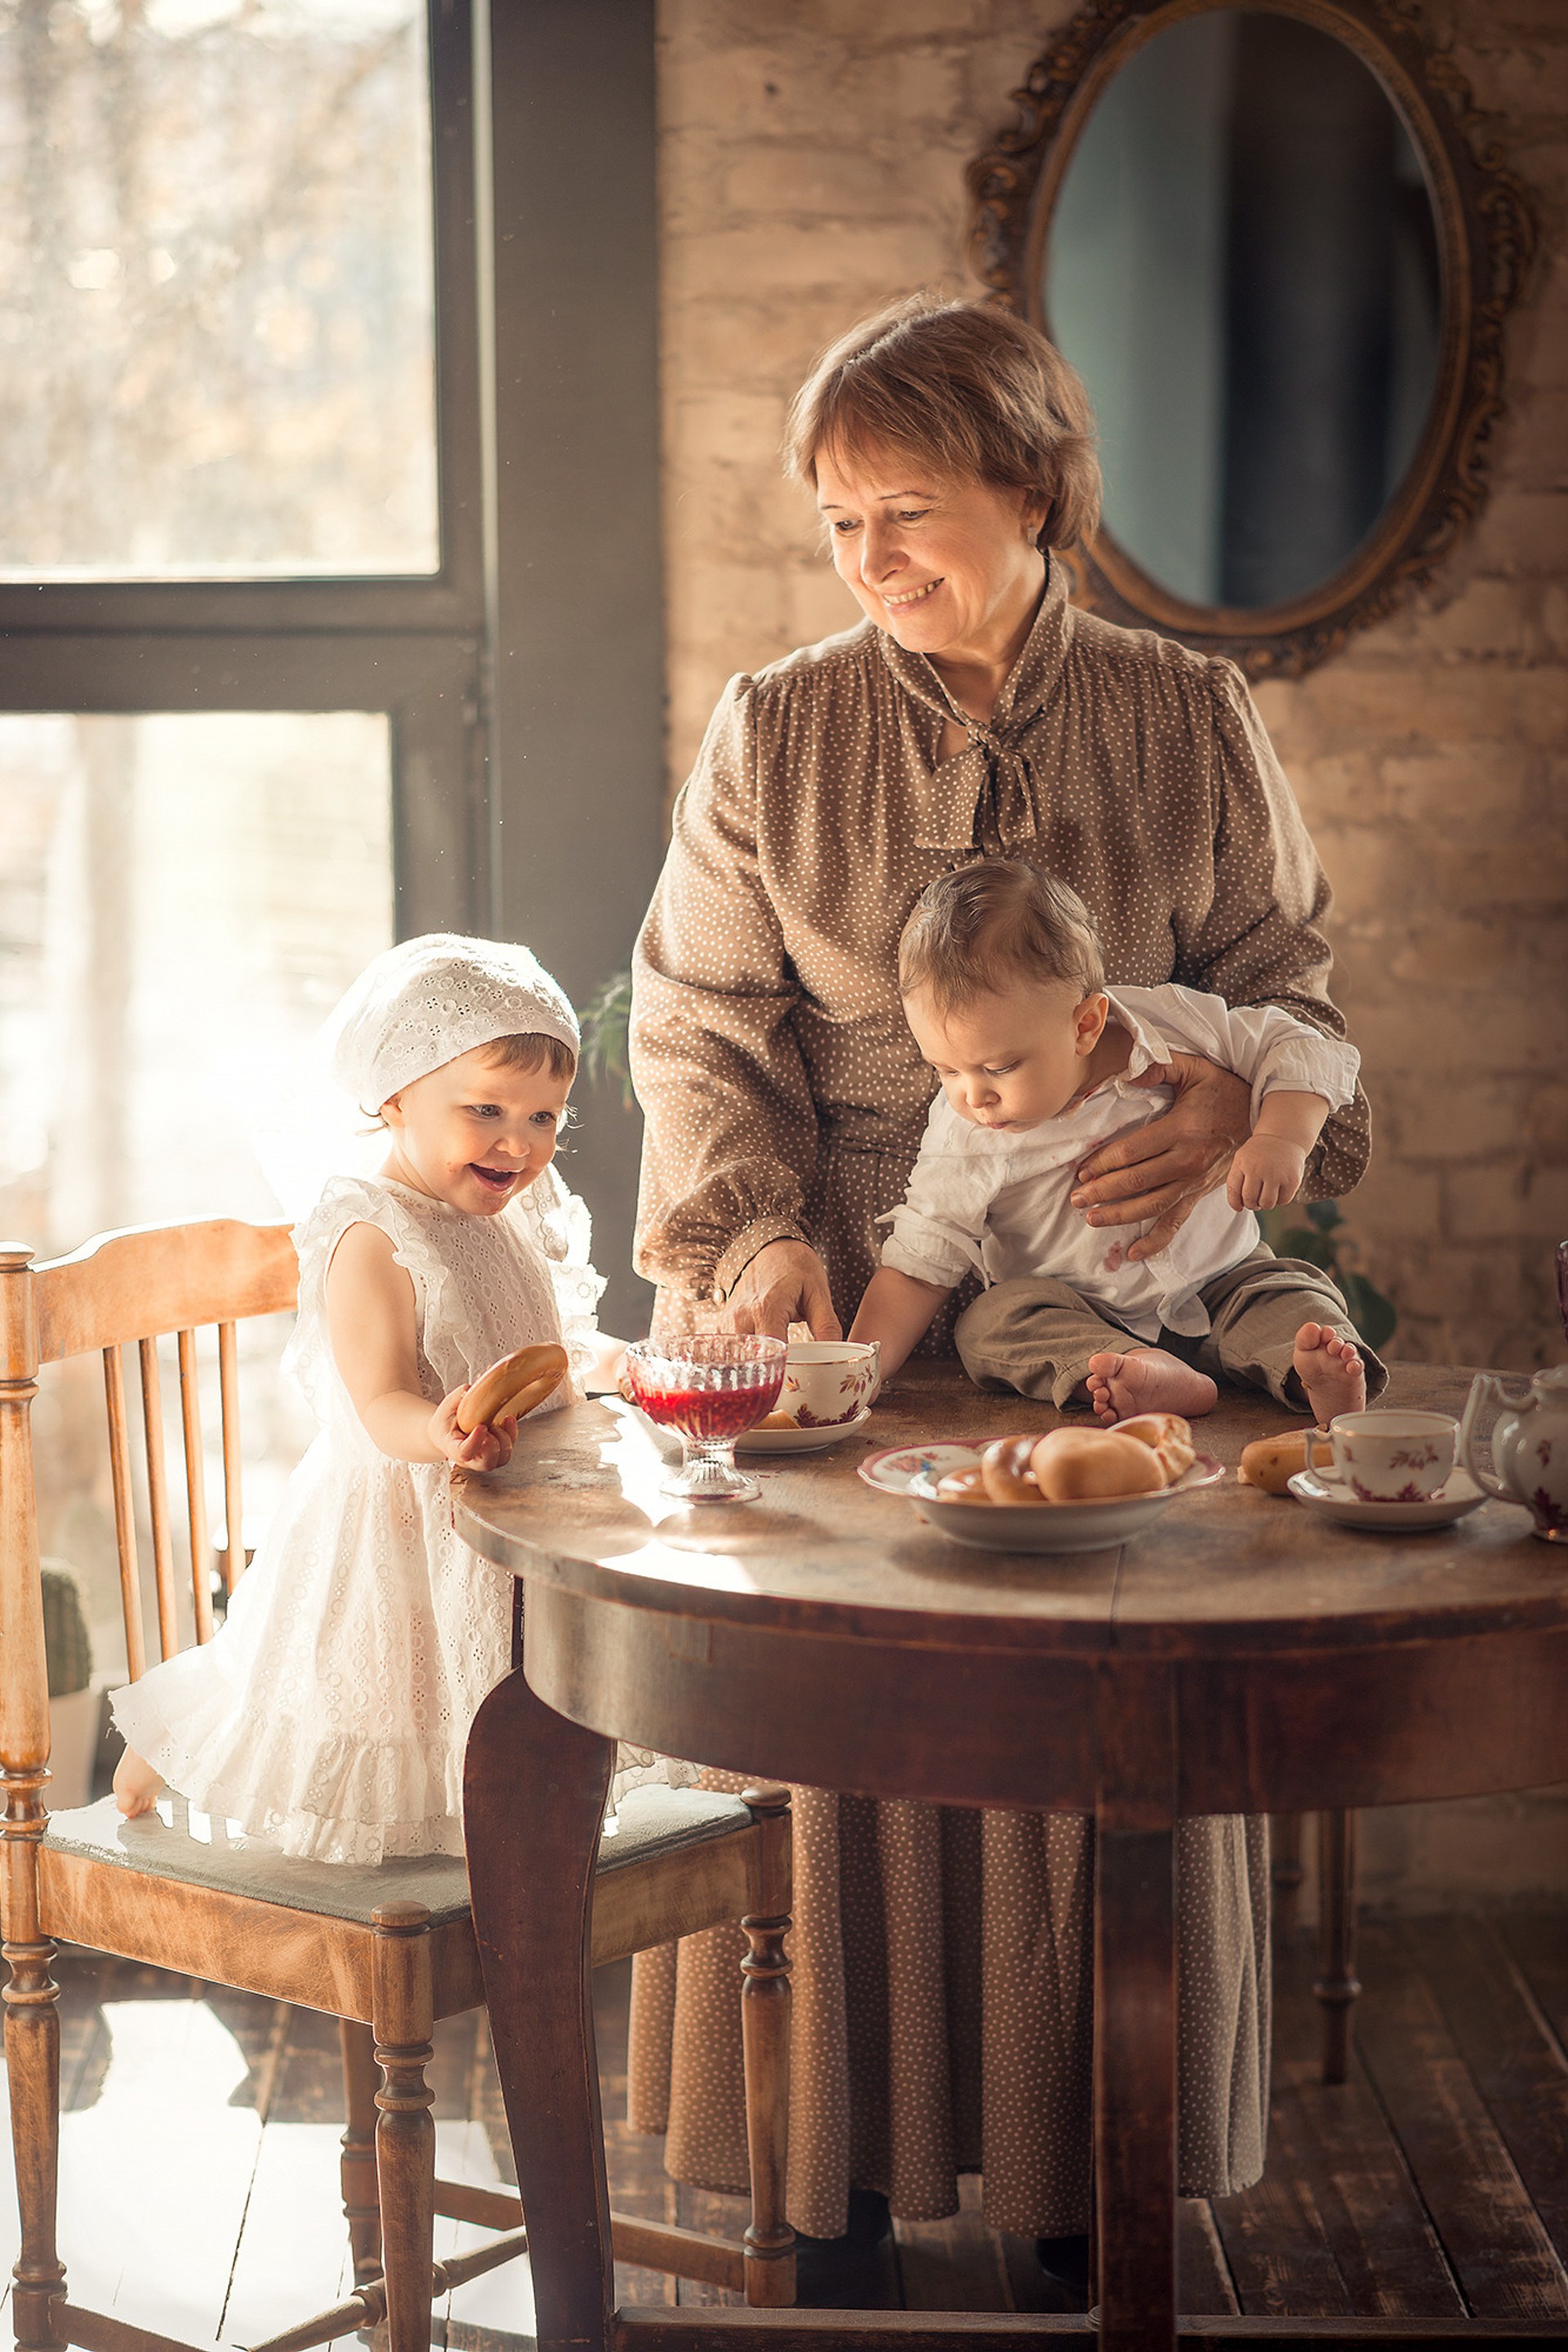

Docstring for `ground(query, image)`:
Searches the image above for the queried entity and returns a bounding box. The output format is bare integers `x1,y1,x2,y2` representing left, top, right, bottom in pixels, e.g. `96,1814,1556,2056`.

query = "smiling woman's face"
814,443,1047,670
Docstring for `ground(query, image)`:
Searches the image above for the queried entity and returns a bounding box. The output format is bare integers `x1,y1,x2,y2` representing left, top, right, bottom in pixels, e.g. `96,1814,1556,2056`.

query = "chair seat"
44,1782,751,1929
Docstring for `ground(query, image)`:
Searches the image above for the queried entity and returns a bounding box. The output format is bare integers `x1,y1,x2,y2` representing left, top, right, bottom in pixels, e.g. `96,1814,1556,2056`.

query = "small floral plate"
859,1441,1226,1554
736,1405,874,1454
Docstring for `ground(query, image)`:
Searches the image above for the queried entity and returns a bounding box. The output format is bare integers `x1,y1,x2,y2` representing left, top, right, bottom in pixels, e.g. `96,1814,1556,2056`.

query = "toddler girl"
852,862,1387,1428
110,933,648,1864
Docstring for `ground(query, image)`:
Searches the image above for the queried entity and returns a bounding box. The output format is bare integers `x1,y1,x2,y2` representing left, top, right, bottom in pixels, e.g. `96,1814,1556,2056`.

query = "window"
0,0,439,579
3,2,487,1640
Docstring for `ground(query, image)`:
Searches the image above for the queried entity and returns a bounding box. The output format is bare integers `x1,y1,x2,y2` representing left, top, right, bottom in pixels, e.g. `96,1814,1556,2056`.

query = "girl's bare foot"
113,1748,164,1820
1293,1322,1365,1425
1085,1348,1218,1426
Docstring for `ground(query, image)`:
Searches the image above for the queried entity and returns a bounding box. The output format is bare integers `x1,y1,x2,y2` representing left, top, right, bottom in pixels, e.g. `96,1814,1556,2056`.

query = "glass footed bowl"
624,1334,787,1502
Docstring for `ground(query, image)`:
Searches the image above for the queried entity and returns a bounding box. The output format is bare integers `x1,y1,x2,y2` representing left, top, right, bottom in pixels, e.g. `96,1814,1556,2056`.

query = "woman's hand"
429,1387,519,1472
1070,1054,1252,1262
724,1240,842,1341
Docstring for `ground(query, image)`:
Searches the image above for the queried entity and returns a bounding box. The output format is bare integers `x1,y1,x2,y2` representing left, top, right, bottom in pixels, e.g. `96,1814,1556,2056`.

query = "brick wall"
657,0,1568,1374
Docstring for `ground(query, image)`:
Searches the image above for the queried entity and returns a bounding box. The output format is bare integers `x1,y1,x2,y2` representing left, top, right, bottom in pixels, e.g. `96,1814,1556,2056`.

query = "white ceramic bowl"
859,1439,1226,1554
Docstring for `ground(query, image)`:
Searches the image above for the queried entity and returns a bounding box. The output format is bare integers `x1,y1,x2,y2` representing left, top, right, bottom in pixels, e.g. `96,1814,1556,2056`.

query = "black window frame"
0,0,490,936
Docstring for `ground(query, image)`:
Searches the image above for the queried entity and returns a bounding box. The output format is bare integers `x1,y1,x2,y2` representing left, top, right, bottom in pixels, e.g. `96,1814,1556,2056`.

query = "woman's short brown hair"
899,860,1107,1009
785,295,1101,551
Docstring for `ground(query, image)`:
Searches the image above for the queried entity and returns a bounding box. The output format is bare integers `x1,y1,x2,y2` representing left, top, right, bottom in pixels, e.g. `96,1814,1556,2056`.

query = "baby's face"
378,1044,574,1216
904,980,1108,1134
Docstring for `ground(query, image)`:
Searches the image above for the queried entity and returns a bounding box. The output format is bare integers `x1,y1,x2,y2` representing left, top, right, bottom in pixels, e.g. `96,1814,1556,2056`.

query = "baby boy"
850,860,1385,1428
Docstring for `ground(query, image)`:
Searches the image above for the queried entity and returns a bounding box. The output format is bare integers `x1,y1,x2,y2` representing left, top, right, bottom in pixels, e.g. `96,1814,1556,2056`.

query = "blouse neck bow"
876,558,1074,852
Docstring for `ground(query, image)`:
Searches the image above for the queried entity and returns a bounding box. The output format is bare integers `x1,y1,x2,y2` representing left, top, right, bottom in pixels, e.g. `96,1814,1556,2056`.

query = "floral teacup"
773,1340,881,1428
1328,1410,1458,1503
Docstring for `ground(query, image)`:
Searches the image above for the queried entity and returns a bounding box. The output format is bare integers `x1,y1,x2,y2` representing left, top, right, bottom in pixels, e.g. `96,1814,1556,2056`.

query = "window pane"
0,1,437,579
0,710,394,1240
4,710,394,1686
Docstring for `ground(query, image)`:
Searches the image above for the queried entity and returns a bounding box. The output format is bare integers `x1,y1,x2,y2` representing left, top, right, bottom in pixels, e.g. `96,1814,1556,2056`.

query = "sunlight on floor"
0,1987,534,2338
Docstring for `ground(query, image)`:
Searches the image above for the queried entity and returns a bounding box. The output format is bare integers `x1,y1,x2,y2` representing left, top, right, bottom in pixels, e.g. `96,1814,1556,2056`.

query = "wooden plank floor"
1,1912,1564,2341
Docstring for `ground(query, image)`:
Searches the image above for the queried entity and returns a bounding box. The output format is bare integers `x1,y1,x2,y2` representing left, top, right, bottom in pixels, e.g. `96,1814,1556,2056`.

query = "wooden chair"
0,1220,795,2352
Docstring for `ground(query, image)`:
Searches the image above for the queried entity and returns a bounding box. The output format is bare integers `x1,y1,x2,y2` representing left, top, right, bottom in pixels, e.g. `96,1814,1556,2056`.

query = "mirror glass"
1044,8,1442,608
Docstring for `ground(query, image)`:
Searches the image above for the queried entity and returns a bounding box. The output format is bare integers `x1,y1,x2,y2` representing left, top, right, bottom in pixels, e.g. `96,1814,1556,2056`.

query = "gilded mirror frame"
965,0,1535,676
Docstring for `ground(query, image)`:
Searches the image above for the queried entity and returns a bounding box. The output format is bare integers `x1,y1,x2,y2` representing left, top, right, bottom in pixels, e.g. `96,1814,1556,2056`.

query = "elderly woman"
626,298,1368,2269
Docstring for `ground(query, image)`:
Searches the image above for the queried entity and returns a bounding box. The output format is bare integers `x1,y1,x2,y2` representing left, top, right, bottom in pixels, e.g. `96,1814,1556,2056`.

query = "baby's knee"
956,1276,1058,1363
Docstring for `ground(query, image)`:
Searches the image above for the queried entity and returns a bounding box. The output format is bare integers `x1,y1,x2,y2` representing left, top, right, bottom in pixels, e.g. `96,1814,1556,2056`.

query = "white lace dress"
111,1167,672,1865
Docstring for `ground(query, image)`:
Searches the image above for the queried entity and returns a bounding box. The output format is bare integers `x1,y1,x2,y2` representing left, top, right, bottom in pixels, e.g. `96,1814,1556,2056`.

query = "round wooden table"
456,1362,1568,2352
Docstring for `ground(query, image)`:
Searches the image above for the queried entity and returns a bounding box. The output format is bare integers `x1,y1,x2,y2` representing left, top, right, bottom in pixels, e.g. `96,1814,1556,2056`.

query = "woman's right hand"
724,1240,841,1341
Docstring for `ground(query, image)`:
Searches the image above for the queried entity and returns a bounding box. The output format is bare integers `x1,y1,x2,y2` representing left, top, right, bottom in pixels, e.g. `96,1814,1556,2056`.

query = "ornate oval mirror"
967,0,1534,675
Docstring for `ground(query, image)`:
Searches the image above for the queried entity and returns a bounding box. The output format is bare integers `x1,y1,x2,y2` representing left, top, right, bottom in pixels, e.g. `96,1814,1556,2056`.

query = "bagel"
457,1343,568,1434
981,1436,1043,1505
1237,1428,1334,1494
1028,1426,1165,1501
934,1465,988,1503
1111,1411,1194,1486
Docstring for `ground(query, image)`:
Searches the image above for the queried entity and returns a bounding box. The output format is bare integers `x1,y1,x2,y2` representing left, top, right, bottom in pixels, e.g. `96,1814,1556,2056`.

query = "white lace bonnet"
324,933,581,1112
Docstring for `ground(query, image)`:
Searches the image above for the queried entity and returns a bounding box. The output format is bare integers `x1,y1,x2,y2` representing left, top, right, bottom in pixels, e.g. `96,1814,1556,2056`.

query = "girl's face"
814,442,1047,669
903,981,1108,1134
379,1044,573,1216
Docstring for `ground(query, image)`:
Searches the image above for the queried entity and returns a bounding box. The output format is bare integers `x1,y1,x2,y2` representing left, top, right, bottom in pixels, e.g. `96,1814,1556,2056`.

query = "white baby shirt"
880,984,1361,1342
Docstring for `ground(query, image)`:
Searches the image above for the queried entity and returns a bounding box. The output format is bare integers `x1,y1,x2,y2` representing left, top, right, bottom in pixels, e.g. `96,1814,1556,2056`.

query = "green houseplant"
1260,1200,1397,1352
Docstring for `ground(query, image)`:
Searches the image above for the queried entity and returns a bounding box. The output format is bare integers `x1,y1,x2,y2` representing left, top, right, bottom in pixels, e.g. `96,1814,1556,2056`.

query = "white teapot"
1459,1366,1568,1542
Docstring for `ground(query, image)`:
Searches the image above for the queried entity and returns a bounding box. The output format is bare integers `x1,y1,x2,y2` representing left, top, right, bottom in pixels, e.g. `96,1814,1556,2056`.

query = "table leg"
1094,1659,1177,2352
465,1656,616,2352
1269,1812,1305,1943
1314,1806,1361,2085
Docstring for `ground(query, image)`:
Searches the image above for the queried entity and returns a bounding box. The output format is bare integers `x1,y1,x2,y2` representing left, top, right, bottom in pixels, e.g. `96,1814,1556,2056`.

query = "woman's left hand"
1070,1054,1253,1262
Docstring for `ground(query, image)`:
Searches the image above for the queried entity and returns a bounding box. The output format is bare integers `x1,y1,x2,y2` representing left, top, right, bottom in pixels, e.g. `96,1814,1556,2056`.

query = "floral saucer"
735,1405,873,1454
1286,1465,1487,1532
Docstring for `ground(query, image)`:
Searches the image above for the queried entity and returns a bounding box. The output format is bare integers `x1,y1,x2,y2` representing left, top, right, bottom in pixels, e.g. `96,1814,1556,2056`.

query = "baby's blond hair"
481,1031,577,1080
898,861,1106,1011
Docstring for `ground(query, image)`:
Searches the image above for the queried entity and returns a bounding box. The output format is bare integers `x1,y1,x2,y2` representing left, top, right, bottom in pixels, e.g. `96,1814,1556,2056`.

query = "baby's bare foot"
1293,1322,1366,1426
1085,1348,1219,1427
113,1748,164,1820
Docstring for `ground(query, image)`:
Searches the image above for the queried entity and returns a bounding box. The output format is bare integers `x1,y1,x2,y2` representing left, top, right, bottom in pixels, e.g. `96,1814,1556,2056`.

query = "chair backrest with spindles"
0,1221,297,1829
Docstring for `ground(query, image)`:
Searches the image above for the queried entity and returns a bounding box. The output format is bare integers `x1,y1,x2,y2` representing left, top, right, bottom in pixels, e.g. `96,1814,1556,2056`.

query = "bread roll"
1112,1412,1194,1486
935,1465,988,1503
457,1343,568,1434
980,1436,1042,1505
1028,1426,1165,1501
1237,1428,1334,1494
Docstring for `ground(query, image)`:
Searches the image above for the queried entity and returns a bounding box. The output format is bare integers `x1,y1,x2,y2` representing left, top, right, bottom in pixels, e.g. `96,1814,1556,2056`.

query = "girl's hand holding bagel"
430,1343,568,1471
430,1388,519,1471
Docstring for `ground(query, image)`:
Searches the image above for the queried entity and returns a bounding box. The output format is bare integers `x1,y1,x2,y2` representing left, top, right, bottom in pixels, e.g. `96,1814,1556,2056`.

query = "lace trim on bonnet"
326,932,579,1111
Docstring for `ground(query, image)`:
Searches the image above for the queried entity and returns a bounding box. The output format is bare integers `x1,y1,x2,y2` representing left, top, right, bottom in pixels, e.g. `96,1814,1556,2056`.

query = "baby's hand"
1227,1134,1307,1212
430,1385,519,1472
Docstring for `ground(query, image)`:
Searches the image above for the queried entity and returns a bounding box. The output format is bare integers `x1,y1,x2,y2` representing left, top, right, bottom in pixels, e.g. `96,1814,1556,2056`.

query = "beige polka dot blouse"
625,564,1362,2239
631,557,1369,1321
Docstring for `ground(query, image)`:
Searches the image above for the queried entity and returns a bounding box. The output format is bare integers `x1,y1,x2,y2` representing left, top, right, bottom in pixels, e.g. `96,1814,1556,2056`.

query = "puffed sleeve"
1176,659,1371,1200
630,675,822,1304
